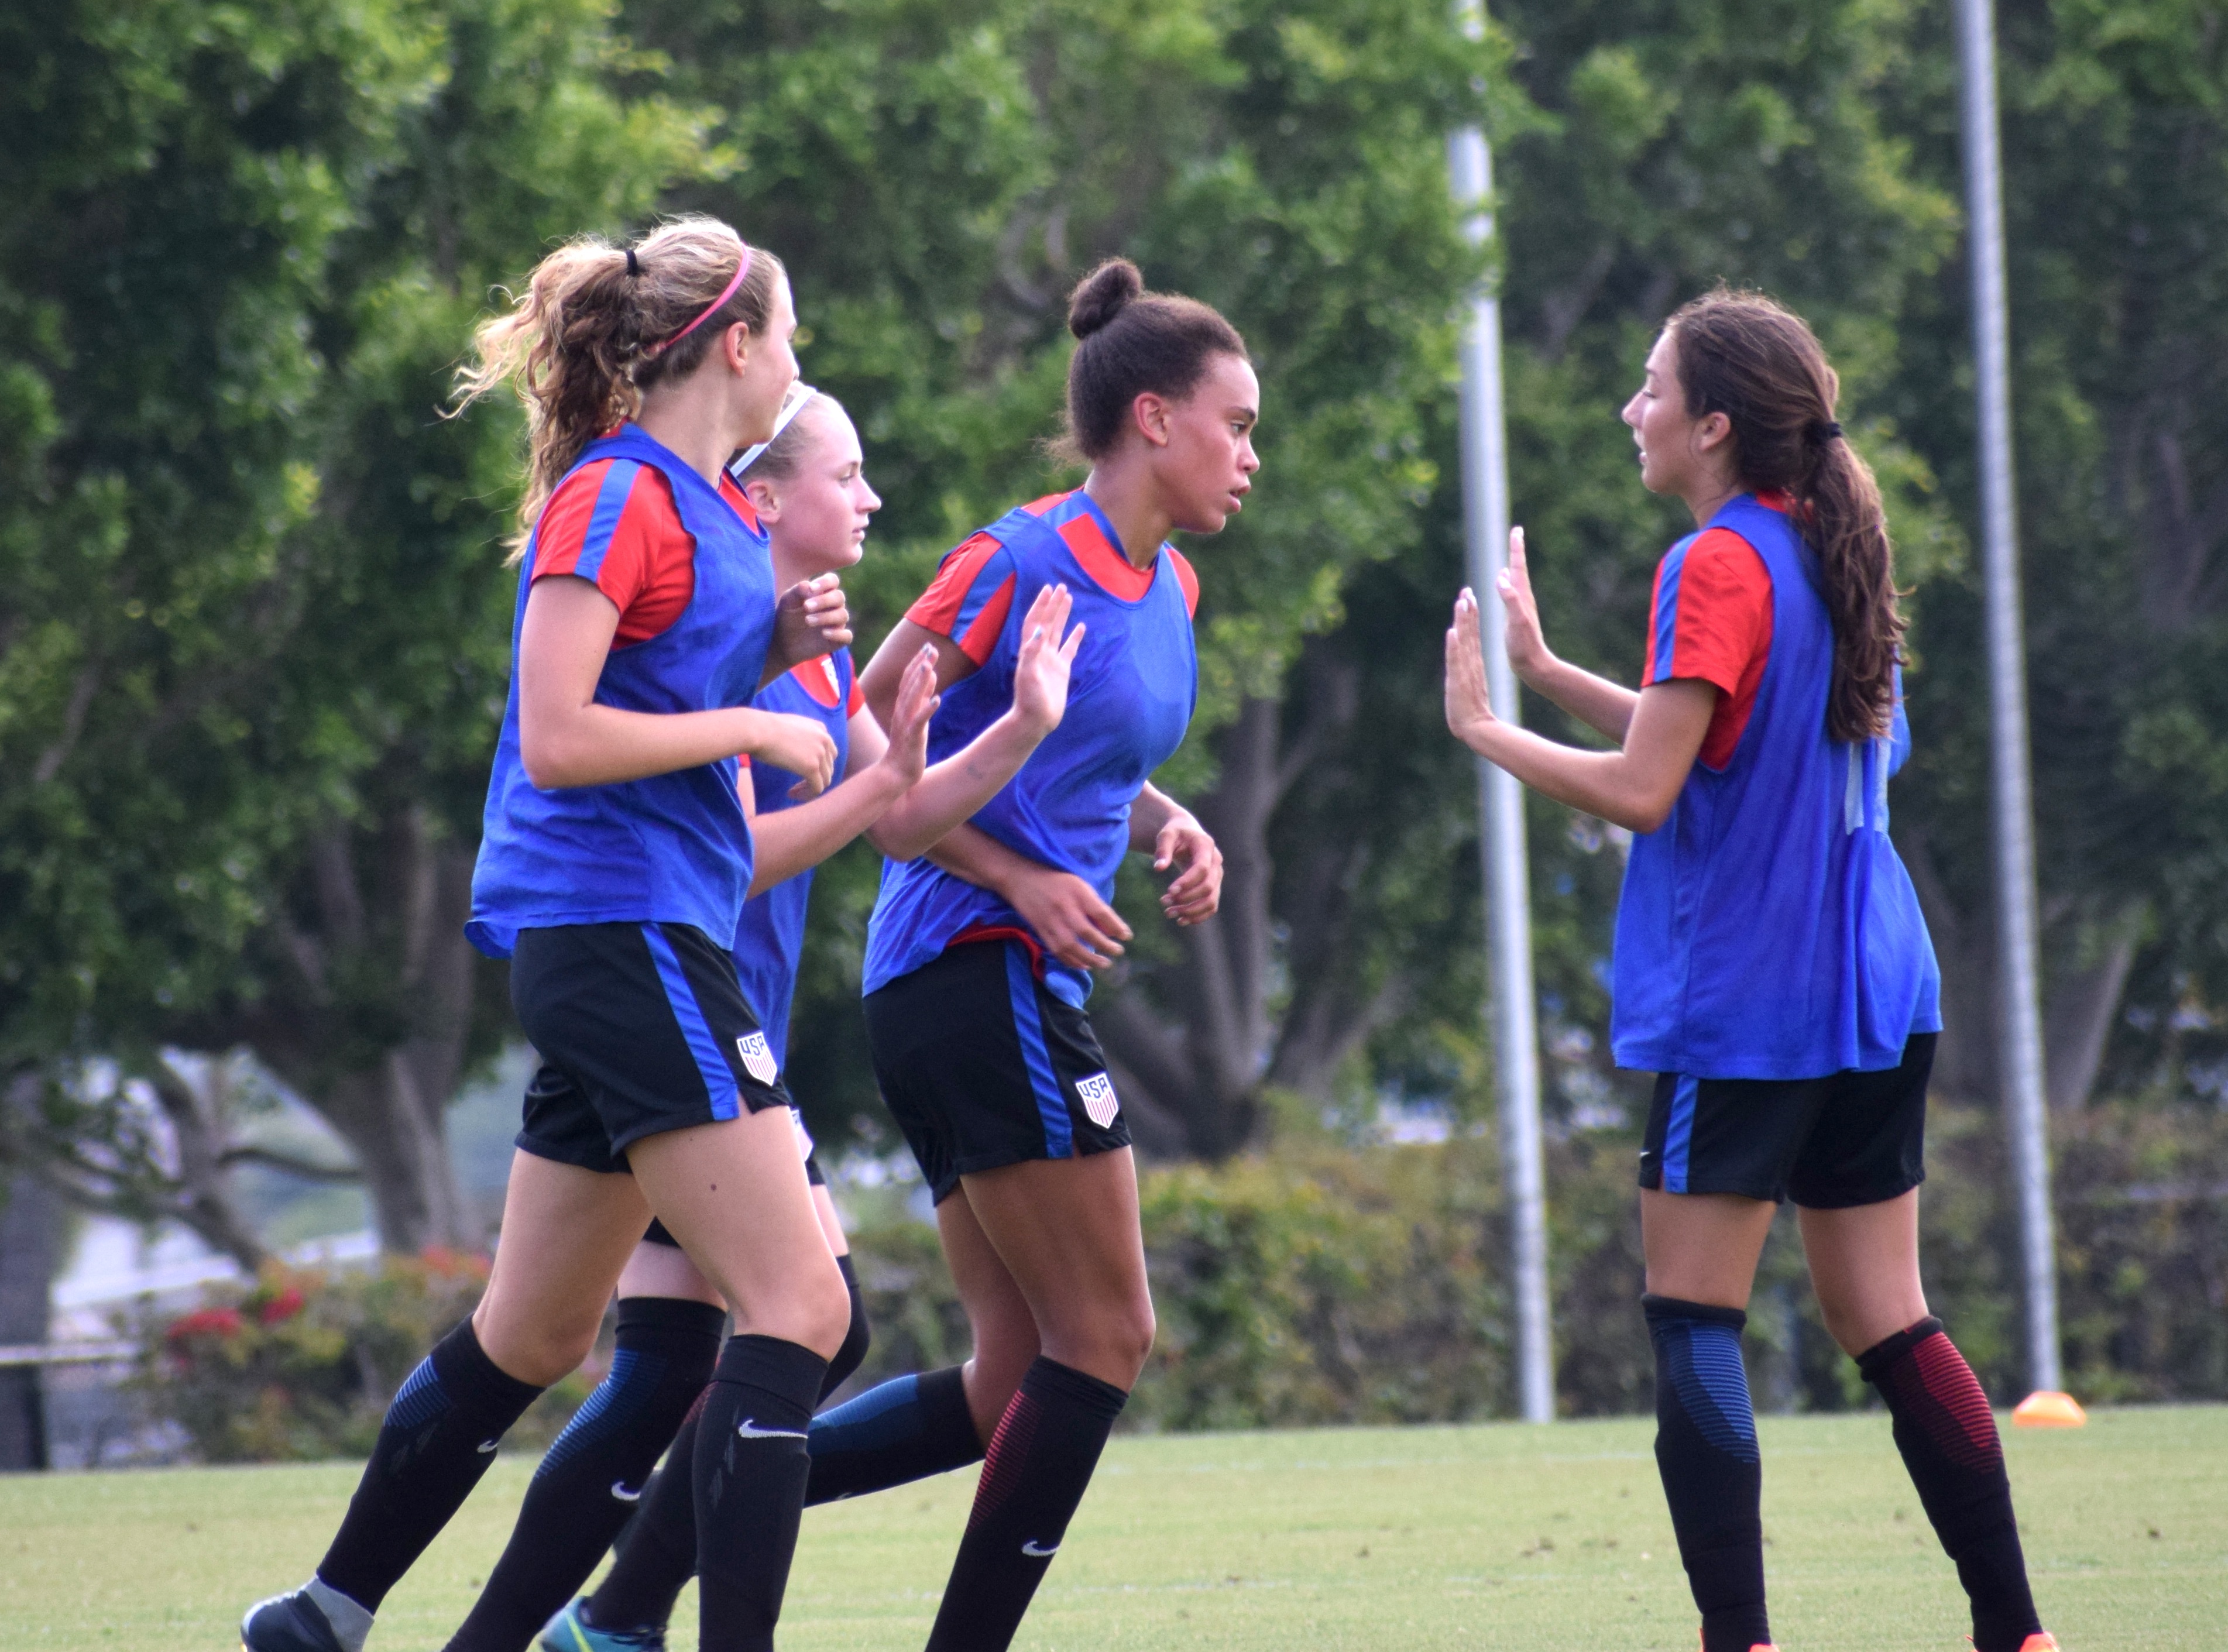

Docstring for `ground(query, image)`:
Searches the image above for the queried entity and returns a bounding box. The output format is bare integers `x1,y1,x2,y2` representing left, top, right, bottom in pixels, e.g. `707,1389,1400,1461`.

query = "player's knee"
475,1301,602,1387
1094,1297,1156,1386
788,1262,855,1362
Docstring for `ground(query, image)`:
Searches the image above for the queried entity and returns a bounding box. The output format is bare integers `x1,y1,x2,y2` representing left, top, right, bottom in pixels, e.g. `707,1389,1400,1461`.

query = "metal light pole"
1450,49,1553,1423
1955,0,2063,1396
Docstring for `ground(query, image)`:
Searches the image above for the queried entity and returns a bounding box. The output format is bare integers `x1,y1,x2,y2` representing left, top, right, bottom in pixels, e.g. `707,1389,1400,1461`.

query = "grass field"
5,1406,2223,1650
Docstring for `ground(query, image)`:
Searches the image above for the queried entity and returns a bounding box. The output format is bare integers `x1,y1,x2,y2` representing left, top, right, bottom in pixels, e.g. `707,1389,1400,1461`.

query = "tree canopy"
4,0,2224,1259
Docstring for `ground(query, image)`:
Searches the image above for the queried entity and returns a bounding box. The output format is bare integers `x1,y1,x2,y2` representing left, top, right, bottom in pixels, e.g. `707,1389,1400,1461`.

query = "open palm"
1011,583,1084,735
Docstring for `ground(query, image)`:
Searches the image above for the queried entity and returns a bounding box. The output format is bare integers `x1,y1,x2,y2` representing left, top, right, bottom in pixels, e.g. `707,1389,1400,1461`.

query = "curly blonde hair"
454,216,785,554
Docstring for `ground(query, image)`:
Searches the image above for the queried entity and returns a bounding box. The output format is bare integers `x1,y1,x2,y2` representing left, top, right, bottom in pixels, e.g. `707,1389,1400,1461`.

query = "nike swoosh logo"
736,1419,808,1441
610,1481,643,1502
1021,1540,1060,1557
476,1440,499,1453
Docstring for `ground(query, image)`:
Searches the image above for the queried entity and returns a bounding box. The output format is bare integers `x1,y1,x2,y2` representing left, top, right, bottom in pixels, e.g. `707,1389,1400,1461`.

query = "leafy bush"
134,1101,2228,1459
136,1249,596,1462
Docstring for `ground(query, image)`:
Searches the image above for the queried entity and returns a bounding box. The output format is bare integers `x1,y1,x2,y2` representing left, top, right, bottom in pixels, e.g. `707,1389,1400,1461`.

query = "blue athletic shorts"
863,939,1130,1203
1637,1032,1934,1208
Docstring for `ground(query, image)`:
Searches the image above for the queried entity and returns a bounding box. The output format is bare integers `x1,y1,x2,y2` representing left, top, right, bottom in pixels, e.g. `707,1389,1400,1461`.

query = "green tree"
1880,0,2228,1111
0,0,703,1253
614,0,1499,1155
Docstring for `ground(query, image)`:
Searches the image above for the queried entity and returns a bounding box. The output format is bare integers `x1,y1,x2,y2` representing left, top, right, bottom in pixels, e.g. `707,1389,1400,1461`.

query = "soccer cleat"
537,1596,668,1652
240,1590,346,1652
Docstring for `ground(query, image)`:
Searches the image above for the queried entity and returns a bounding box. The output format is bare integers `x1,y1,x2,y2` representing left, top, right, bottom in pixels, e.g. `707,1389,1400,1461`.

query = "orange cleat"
1966,1636,2059,1651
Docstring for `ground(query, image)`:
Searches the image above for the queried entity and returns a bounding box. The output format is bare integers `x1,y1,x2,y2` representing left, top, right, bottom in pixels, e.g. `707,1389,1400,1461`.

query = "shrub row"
135,1101,2228,1459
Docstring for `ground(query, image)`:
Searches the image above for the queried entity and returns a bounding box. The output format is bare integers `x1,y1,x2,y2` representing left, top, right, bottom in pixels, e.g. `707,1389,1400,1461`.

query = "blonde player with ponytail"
243,218,865,1652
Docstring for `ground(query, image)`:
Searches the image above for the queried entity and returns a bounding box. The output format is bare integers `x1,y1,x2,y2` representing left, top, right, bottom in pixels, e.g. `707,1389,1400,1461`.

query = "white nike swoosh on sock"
476,1440,499,1452
610,1481,643,1502
1021,1540,1060,1557
735,1418,808,1441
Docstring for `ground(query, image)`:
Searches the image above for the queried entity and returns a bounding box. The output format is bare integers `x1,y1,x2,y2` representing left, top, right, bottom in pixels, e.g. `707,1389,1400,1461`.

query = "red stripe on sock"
1894,1333,2002,1471
680,1383,713,1429
966,1392,1041,1531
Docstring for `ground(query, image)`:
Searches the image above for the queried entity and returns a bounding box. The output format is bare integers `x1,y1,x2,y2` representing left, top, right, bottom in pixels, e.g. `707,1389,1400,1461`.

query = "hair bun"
1067,258,1144,339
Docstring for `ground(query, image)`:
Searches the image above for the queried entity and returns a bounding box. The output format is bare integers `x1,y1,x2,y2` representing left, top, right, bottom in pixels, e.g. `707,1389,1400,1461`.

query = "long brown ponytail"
453,215,785,554
1667,289,1903,742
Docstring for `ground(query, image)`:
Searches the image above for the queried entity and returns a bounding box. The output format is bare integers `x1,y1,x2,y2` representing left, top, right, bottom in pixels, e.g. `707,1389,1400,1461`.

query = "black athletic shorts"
642,1139,825,1249
863,939,1131,1203
1637,1032,1935,1207
511,921,792,1175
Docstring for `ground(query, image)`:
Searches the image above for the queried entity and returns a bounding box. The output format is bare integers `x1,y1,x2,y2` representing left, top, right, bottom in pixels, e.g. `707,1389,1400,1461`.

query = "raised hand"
1444,588,1498,753
878,644,940,789
1002,865,1134,970
1154,813,1222,925
768,572,853,674
752,710,840,799
1495,526,1551,681
1011,583,1085,736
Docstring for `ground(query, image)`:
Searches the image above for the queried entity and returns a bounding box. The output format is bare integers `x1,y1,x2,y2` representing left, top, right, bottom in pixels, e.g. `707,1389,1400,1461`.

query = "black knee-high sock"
314,1319,545,1613
445,1297,725,1652
823,1254,871,1397
924,1357,1125,1652
583,1258,876,1635
691,1333,828,1652
1859,1317,2043,1652
1645,1295,1769,1652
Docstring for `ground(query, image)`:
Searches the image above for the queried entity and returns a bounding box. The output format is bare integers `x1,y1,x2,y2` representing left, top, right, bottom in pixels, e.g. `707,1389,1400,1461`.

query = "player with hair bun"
1444,288,2055,1652
762,256,1249,1652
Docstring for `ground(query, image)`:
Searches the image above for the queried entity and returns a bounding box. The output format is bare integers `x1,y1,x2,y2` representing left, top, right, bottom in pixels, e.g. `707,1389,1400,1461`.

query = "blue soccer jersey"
1611,492,1941,1079
468,424,775,960
862,490,1200,1005
733,649,859,1068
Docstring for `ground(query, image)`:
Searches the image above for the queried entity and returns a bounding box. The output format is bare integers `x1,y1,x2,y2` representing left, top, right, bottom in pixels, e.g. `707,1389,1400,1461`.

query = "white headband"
729,381,819,480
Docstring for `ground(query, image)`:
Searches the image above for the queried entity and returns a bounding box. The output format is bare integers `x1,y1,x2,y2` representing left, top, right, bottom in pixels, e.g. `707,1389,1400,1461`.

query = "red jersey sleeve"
906,533,1018,666
1166,547,1200,617
1642,527,1774,771
530,459,699,647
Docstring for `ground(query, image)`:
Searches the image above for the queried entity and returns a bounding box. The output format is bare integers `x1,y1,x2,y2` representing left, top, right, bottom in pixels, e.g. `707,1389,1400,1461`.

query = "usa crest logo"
1075,1071,1120,1129
735,1031,778,1087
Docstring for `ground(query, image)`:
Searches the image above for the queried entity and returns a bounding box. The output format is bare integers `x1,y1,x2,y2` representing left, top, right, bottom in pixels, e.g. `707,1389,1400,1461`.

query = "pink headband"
644,244,753,359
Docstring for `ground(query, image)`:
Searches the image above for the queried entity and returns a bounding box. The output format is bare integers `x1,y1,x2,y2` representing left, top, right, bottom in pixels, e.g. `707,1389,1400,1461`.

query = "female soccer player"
448,386,1084,1652
242,217,857,1652
1443,289,2055,1652
793,256,1248,1652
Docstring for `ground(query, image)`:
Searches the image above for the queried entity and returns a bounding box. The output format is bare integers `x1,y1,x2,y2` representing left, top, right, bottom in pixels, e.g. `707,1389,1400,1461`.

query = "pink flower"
258,1286,306,1325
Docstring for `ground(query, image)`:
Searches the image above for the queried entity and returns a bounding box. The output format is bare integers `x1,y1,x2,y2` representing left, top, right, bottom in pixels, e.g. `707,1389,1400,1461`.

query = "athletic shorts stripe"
573,459,641,583
1005,943,1072,1158
641,922,740,1121
1662,1074,1699,1193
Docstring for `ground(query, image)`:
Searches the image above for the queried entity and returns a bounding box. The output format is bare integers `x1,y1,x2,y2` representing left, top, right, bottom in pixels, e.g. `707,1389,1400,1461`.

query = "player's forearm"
867,710,1049,863
922,820,1043,897
1519,653,1639,744
1127,781,1195,851
1455,719,1677,834
522,703,766,791
744,761,911,894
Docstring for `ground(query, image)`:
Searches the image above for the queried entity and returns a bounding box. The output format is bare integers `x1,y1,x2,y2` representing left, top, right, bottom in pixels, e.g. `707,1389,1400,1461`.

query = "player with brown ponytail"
1445,289,2054,1652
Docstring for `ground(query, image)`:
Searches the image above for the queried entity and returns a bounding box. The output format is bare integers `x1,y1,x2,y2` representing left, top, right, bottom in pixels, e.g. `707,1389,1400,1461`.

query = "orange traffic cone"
2011,1390,2086,1427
